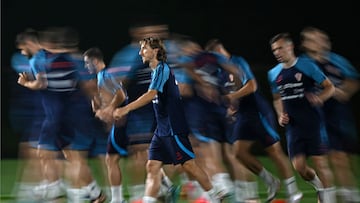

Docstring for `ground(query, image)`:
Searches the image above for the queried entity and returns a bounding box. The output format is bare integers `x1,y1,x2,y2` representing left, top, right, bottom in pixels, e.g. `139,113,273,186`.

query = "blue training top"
149,62,190,137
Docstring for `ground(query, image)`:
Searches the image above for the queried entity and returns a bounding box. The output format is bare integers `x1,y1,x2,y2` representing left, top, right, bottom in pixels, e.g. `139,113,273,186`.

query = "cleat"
265,178,280,203
91,191,106,203
32,181,66,201
164,185,181,203
287,191,303,203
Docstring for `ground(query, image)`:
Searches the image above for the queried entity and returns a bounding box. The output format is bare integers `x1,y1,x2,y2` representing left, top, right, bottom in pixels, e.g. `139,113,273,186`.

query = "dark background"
2,0,360,158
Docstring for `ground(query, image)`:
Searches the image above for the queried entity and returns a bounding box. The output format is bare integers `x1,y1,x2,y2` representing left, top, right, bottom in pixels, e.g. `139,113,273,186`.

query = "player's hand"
113,107,129,120
333,88,350,103
95,107,114,123
305,92,323,106
227,105,238,117
17,72,29,86
278,112,289,127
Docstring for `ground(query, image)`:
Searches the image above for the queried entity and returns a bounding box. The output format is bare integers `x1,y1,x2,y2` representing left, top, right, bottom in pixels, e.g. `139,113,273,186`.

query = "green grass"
1,156,360,202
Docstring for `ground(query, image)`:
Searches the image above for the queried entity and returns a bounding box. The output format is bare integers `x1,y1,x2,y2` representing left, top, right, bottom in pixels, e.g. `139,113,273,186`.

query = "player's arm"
306,61,335,105
307,78,335,105
272,93,289,127
334,78,360,102
96,87,127,123
124,89,157,112
273,93,284,116
103,75,128,110
110,89,127,109
92,96,101,112
17,72,47,90
319,78,335,101
113,89,157,120
226,79,257,101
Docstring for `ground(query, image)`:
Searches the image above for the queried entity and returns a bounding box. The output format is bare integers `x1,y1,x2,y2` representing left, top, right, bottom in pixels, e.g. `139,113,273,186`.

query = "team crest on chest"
295,73,302,81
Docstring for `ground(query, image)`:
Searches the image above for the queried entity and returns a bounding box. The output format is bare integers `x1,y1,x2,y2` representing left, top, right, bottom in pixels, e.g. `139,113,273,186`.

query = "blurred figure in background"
12,29,65,201
10,29,52,202
171,37,249,202
17,26,105,203
300,26,360,203
220,69,260,203
203,38,259,202
268,32,336,203
163,36,206,201
84,47,128,203
205,38,303,203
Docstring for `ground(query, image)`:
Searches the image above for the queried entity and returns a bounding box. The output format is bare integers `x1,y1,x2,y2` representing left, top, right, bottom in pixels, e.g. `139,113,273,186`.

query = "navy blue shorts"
148,134,195,165
232,112,280,147
107,124,128,156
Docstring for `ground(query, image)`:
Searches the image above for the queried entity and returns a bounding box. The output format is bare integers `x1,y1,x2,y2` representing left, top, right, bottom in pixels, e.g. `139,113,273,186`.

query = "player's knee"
146,160,162,174
292,162,307,176
105,154,120,167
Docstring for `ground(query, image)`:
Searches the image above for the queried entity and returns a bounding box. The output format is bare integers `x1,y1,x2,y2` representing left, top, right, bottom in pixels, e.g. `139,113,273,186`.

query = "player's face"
139,43,155,64
271,39,293,63
18,41,36,58
18,45,31,58
84,56,97,74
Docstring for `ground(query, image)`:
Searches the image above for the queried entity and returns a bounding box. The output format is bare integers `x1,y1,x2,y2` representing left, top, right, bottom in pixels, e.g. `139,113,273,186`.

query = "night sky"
2,0,360,157
2,0,360,65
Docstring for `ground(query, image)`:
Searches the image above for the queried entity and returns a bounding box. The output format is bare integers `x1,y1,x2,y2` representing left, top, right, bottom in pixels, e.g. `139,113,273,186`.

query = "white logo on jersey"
295,73,302,81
